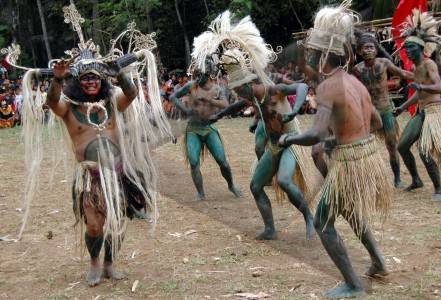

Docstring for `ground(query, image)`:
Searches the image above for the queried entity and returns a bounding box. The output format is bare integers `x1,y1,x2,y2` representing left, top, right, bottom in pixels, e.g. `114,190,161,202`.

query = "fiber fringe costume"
419,103,441,161
2,3,172,256
316,136,392,234
305,0,392,231
398,9,441,162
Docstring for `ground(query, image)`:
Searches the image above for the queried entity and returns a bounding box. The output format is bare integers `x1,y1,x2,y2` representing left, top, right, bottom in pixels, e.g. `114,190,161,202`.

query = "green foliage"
0,0,380,70
0,25,7,49
229,0,252,18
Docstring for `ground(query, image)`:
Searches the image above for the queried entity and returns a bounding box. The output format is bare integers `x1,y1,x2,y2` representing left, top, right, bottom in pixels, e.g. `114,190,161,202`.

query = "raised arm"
46,60,70,118
279,96,333,147
384,59,414,80
169,82,193,114
115,72,138,112
274,83,308,122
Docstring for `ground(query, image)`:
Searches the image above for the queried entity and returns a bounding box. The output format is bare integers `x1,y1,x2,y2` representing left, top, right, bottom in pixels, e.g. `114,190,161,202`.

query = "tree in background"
0,0,407,71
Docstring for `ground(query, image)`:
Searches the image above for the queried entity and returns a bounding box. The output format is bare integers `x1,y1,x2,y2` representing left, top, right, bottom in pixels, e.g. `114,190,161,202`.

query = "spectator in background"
306,87,317,113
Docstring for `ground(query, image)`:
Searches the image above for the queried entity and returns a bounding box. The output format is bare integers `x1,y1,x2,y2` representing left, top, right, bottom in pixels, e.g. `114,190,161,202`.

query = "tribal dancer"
0,100,16,128
394,9,441,200
250,71,307,161
279,2,392,297
193,11,318,240
170,66,242,201
4,4,171,286
353,33,414,188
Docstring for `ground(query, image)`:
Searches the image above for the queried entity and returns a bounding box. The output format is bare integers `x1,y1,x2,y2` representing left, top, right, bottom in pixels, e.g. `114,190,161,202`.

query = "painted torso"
414,58,441,110
252,85,295,141
188,82,223,123
354,58,391,111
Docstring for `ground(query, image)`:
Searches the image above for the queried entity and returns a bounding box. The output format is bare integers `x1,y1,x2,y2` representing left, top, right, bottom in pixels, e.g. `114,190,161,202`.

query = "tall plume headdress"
190,10,280,89
398,8,441,57
305,0,360,73
1,3,172,243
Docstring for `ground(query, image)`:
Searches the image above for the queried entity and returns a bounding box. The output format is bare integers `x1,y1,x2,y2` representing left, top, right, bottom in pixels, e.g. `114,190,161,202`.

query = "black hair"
63,76,111,102
357,34,378,50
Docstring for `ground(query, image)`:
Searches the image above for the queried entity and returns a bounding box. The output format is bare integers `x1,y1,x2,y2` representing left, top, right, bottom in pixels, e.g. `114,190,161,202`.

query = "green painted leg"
419,152,441,200
277,148,315,240
206,130,242,198
186,132,205,200
314,198,365,298
383,112,404,188
250,149,278,240
254,120,267,160
398,113,424,191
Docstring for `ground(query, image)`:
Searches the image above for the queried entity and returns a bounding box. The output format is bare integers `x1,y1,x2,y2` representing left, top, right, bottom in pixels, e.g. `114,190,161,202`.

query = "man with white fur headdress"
195,11,319,241
279,1,392,298
394,9,441,201
3,3,172,286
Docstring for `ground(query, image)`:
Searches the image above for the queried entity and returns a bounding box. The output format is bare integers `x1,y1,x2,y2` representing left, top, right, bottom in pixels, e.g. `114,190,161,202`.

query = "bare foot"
323,282,365,298
86,264,102,286
394,180,406,189
256,229,277,240
229,185,243,198
103,263,126,280
432,193,441,201
365,264,389,278
195,193,206,201
405,178,423,191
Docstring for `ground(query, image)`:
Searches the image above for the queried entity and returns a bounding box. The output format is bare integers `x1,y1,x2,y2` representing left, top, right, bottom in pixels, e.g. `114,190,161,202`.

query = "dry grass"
1,115,441,299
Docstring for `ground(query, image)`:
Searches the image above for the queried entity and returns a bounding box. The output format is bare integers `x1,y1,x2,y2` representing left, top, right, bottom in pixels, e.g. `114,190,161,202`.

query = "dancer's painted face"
80,73,102,96
195,73,209,86
404,41,423,62
359,42,377,60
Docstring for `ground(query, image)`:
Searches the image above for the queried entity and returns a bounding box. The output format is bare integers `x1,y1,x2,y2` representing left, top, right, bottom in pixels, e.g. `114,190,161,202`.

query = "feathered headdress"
305,0,359,68
1,3,172,242
399,8,441,57
190,10,279,88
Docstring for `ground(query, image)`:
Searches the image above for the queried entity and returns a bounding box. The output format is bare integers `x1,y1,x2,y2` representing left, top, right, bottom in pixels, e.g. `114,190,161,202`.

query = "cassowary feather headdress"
190,10,279,89
399,8,441,57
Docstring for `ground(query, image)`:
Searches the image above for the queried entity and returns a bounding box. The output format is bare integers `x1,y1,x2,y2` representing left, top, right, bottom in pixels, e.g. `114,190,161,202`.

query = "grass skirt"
419,103,441,162
317,135,392,235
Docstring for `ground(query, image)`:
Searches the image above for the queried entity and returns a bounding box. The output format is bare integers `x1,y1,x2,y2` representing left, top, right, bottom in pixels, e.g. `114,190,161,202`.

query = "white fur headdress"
399,9,441,57
306,0,359,56
191,10,279,88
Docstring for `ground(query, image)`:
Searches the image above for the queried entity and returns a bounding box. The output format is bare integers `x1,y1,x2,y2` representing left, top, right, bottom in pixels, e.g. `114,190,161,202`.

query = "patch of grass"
46,294,74,300
190,257,207,266
219,249,242,264
159,278,181,294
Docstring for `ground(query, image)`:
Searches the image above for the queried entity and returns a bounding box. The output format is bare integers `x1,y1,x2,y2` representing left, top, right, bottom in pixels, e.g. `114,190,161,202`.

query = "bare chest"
358,63,387,89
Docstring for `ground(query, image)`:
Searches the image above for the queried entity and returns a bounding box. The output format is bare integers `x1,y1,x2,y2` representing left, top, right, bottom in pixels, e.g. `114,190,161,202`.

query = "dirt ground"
1,116,441,300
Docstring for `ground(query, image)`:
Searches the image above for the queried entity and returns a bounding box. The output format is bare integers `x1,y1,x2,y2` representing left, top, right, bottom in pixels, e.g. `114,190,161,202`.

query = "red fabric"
287,95,296,106
392,0,427,116
1,58,10,70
